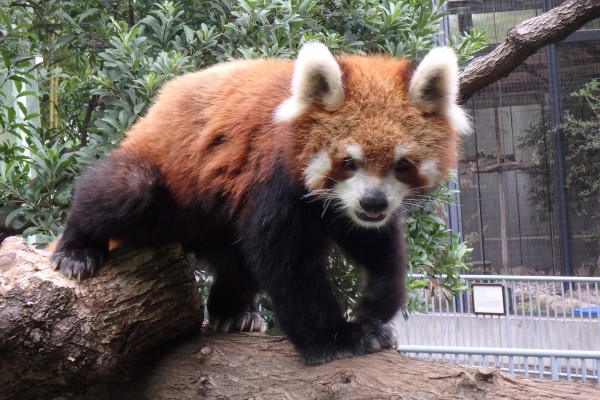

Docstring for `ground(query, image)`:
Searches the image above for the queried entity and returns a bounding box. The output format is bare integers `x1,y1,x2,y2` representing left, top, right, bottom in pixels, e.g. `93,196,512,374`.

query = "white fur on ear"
274,42,344,122
409,47,471,135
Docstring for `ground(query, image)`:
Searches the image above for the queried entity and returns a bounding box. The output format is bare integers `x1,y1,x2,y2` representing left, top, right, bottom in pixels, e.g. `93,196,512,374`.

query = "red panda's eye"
341,157,357,171
396,158,412,173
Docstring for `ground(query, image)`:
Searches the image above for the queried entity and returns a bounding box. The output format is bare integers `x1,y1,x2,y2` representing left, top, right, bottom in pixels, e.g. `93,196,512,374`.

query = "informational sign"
472,283,506,315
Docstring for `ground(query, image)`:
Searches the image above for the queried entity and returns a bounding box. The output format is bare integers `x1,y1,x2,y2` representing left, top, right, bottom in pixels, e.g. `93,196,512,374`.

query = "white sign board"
472,284,506,315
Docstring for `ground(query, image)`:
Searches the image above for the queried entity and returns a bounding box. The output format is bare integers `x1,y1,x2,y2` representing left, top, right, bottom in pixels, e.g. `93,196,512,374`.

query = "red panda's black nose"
359,192,388,213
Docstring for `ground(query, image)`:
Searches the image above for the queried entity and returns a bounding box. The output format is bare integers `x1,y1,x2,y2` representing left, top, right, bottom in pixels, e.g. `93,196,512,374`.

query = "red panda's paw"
50,248,106,281
380,322,400,349
210,311,267,333
300,321,398,366
351,288,404,325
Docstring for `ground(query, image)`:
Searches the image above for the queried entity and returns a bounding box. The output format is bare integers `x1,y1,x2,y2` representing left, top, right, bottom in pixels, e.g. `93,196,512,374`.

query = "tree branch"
3,238,600,399
79,95,99,147
0,237,203,399
100,333,600,399
458,0,600,104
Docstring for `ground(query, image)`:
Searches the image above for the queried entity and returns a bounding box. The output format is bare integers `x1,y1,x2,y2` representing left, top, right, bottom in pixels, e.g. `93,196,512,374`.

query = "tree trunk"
458,0,600,104
2,238,600,400
2,1,600,398
67,333,600,400
0,237,203,400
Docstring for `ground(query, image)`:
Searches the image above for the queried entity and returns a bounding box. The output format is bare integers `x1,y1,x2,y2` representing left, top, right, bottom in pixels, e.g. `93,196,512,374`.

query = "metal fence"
395,275,600,383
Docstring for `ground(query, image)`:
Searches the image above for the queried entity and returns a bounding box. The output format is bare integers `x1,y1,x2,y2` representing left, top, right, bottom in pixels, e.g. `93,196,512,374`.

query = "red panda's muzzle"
357,190,389,222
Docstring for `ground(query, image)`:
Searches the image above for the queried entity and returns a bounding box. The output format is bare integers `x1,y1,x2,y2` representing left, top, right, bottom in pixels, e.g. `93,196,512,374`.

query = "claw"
50,248,105,280
209,312,267,333
211,318,221,332
236,314,247,331
221,319,232,332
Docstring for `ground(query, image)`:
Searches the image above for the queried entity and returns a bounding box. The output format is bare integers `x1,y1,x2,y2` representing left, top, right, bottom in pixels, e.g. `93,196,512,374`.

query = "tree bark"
72,333,600,400
2,238,600,400
458,0,600,104
0,237,203,400
2,2,600,398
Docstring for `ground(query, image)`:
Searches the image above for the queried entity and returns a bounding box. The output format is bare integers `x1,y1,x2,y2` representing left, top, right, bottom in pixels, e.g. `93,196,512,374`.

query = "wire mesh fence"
450,0,600,277
396,274,600,383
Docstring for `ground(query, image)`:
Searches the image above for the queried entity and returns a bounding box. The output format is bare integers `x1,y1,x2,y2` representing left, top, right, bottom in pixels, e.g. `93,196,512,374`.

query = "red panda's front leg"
335,220,407,324
240,165,396,365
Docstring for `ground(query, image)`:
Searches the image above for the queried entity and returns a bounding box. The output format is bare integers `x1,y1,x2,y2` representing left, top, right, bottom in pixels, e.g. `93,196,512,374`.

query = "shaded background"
445,0,600,276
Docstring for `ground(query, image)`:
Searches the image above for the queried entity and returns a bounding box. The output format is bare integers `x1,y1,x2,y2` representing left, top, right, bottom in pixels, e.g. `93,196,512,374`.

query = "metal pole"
546,42,573,277
544,0,572,277
437,0,465,247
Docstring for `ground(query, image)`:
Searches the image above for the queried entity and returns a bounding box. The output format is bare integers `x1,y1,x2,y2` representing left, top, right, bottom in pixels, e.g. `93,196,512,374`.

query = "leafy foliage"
0,5,76,243
403,176,471,313
1,0,484,314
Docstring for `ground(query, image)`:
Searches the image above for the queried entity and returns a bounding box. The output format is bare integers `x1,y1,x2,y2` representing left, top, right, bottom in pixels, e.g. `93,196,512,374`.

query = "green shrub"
0,0,484,314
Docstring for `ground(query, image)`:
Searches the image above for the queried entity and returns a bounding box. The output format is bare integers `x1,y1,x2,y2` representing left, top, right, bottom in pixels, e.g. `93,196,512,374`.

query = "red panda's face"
275,43,470,228
303,141,442,228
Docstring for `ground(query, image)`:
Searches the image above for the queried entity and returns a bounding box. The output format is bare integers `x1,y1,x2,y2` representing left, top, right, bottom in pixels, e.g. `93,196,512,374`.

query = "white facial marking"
304,151,332,190
334,170,409,228
419,159,439,186
346,143,364,161
394,143,411,161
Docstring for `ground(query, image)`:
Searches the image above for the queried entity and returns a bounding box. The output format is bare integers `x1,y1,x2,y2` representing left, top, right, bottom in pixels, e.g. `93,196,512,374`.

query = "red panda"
51,42,469,365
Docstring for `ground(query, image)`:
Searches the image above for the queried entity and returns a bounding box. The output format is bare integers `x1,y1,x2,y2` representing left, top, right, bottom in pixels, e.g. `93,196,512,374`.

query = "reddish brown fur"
289,55,458,190
121,59,293,213
118,54,458,216
51,49,461,363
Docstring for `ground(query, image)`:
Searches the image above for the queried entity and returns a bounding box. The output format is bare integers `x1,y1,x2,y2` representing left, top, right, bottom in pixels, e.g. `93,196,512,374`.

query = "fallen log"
1,237,600,400
0,236,203,400
81,333,600,400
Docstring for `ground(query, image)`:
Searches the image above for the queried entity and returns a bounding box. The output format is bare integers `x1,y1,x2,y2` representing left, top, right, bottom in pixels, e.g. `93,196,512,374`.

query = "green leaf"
54,9,78,26
4,207,24,228
77,8,100,22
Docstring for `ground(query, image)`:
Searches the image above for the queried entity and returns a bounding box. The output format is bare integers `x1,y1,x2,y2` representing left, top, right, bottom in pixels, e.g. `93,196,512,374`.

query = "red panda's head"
275,42,470,228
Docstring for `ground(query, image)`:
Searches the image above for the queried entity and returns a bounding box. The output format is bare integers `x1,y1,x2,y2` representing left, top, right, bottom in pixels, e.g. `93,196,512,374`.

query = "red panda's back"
120,59,294,208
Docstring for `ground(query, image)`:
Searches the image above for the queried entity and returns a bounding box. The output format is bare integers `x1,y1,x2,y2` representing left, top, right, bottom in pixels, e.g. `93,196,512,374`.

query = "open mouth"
355,211,386,222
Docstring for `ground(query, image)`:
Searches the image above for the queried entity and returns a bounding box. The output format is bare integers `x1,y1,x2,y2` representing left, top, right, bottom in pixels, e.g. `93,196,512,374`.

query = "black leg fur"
241,162,396,365
336,220,407,323
206,253,266,333
51,149,174,280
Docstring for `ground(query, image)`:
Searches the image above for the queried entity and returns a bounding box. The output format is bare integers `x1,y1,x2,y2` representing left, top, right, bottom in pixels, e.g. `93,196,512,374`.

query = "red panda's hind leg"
51,149,174,280
206,254,266,333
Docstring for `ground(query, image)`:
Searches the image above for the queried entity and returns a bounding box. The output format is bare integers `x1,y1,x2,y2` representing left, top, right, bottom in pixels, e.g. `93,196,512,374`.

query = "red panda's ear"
274,42,344,122
408,47,471,135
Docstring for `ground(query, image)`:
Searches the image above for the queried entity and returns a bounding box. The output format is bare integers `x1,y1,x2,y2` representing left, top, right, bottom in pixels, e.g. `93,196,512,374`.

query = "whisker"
323,176,341,185
321,197,333,218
